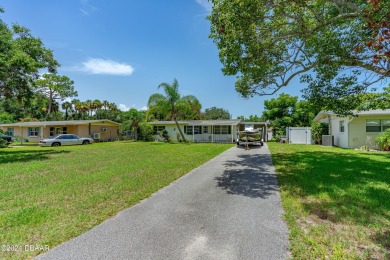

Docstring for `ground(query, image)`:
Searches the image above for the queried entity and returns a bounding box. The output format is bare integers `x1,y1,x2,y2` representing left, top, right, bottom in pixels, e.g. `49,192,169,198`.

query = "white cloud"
118,104,148,112
196,0,212,13
118,104,131,111
81,58,134,76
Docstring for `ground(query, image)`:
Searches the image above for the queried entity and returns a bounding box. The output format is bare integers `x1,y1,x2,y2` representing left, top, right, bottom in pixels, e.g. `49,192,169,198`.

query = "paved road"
37,143,289,260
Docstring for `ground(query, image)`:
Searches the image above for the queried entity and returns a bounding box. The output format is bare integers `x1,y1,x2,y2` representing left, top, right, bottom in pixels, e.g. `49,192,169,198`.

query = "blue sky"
1,0,302,118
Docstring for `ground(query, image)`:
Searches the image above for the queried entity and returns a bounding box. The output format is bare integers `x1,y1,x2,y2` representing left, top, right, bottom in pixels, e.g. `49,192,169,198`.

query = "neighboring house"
0,120,120,142
313,109,390,149
149,120,268,143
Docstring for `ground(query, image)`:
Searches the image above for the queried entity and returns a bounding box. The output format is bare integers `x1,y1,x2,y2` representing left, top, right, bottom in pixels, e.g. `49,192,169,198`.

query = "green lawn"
0,142,233,259
268,142,390,259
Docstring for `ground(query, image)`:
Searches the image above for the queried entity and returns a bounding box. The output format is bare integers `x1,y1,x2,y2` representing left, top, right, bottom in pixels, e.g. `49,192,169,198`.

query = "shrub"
273,129,285,142
159,129,171,142
0,129,8,148
0,139,8,148
137,122,154,141
311,122,329,144
375,128,390,151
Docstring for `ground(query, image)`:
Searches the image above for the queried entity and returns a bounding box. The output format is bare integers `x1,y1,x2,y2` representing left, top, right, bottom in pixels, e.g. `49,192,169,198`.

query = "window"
194,126,201,134
339,120,345,133
383,120,390,131
221,126,229,134
366,119,384,132
185,126,193,135
213,125,232,134
153,126,165,134
62,127,68,134
202,126,208,134
213,126,220,134
50,127,55,136
29,127,39,137
6,128,14,136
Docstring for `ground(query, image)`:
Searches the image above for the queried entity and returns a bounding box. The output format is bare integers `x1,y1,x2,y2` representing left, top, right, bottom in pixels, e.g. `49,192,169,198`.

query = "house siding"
313,112,390,149
329,116,349,148
152,124,240,143
153,124,187,142
348,115,390,149
0,121,120,142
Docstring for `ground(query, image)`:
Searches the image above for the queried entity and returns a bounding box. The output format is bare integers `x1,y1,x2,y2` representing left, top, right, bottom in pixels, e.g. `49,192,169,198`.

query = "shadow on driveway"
215,152,279,199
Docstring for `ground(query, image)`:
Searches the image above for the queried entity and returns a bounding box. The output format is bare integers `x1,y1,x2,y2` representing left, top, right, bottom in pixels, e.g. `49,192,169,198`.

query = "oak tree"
209,0,390,114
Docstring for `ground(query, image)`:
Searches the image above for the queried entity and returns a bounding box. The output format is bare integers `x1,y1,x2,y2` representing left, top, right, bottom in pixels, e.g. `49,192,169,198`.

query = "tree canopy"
261,93,319,137
203,106,231,120
0,10,58,101
35,73,77,117
209,0,390,114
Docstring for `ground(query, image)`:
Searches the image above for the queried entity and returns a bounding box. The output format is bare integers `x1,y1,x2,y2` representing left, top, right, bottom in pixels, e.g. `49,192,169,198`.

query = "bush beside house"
311,122,329,144
375,128,390,151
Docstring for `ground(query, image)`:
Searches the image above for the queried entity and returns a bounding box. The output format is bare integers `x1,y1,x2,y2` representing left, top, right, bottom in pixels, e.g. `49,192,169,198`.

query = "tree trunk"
175,119,187,142
48,91,53,116
134,126,138,141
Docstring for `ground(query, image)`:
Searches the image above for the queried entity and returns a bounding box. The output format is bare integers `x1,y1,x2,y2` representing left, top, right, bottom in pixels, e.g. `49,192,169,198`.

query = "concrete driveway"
36,143,289,260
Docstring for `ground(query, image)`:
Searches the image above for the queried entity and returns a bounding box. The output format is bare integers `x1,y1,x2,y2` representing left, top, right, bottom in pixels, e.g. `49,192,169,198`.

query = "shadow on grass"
215,151,279,199
273,150,390,226
0,149,70,164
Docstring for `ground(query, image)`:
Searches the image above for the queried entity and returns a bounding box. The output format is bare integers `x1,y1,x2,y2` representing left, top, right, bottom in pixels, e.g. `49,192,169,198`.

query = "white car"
39,134,93,147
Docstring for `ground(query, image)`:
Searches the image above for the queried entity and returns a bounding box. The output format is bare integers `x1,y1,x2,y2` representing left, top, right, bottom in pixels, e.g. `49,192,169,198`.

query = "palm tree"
147,78,188,142
73,100,86,120
109,102,117,111
61,101,72,120
177,95,202,120
92,99,102,119
84,100,93,118
102,100,110,119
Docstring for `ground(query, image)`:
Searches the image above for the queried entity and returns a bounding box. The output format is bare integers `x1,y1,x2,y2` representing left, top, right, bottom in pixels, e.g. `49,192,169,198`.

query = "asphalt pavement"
36,143,289,260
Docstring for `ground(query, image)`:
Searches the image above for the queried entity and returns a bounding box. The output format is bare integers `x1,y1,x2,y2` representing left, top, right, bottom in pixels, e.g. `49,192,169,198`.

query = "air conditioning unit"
93,133,101,140
101,128,108,132
322,135,334,146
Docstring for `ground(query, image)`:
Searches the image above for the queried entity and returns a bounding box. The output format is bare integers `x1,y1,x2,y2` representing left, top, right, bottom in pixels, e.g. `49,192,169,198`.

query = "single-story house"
0,119,120,142
313,109,390,149
149,120,269,143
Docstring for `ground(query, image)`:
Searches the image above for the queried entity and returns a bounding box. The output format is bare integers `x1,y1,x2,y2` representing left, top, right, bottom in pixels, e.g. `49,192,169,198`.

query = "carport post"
211,126,214,143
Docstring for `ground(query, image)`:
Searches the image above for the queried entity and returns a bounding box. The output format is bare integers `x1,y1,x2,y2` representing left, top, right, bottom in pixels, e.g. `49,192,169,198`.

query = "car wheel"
52,142,60,147
82,140,89,145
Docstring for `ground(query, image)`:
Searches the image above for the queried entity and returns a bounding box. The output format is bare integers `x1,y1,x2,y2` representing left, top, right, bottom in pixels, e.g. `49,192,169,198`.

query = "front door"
55,127,61,135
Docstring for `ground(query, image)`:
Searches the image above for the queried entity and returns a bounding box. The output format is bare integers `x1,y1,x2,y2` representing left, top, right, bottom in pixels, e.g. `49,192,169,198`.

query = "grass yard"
0,141,233,259
268,142,390,259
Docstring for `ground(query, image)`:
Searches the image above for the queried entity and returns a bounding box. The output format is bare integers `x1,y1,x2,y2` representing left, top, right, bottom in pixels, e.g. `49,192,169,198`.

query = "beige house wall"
1,124,119,142
90,125,119,139
348,115,390,149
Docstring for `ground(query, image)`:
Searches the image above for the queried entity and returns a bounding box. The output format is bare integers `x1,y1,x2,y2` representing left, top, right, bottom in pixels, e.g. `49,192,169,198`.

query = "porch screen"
213,125,231,134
